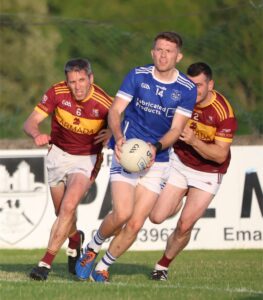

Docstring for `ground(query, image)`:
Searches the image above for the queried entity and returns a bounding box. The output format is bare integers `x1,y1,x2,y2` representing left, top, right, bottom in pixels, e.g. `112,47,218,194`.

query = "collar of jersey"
152,67,179,84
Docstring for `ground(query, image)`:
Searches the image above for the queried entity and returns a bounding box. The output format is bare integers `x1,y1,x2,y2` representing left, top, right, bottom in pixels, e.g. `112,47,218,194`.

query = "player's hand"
34,134,51,147
147,143,156,168
114,137,126,162
179,126,196,145
94,128,112,146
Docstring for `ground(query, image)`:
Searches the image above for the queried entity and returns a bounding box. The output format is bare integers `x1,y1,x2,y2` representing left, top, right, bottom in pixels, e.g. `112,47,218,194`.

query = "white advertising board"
0,146,262,250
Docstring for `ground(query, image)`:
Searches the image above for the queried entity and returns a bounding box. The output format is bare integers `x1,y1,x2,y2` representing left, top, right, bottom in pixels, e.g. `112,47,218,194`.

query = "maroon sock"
40,249,56,266
157,254,173,268
68,231,80,249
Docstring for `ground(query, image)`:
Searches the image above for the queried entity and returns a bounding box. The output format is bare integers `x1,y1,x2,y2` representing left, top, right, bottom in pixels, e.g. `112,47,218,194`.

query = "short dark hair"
187,62,213,80
153,31,183,49
64,58,92,76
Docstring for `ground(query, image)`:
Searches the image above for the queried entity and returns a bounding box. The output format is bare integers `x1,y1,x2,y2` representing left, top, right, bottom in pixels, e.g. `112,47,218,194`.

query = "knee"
177,219,193,235
126,219,144,235
61,202,77,217
112,210,132,227
149,212,165,224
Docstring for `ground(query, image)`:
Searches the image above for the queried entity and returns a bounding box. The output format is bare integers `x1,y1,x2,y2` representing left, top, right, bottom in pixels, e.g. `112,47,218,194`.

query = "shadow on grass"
110,262,152,277
1,262,153,281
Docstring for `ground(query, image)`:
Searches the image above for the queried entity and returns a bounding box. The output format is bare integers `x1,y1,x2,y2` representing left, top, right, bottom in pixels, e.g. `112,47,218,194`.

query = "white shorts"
46,144,97,187
167,152,223,195
110,155,169,194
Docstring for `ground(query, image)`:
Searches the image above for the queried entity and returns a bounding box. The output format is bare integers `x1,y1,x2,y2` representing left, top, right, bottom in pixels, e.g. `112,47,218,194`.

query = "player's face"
151,39,183,73
188,73,214,105
66,70,94,101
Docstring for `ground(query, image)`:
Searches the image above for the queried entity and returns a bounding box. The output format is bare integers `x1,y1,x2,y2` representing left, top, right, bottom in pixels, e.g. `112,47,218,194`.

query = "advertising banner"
0,146,262,250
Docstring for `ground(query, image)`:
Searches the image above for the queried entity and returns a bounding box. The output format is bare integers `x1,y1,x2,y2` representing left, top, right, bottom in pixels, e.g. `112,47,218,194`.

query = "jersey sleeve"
176,85,197,118
116,68,136,102
215,117,238,143
34,86,57,116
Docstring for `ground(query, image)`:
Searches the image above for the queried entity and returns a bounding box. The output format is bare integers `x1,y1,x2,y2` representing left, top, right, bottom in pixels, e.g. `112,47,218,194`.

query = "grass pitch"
0,249,262,300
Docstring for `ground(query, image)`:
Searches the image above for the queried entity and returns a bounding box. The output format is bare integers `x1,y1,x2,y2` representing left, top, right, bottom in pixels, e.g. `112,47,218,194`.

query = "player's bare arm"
23,110,51,146
108,97,128,141
108,97,129,161
180,126,231,164
158,113,190,150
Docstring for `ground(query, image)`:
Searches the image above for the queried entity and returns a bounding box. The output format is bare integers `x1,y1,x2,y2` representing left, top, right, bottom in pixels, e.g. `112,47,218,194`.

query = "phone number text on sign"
137,227,201,242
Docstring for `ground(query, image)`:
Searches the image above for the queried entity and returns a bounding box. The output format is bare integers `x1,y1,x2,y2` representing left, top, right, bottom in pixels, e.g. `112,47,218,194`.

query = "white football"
119,138,152,172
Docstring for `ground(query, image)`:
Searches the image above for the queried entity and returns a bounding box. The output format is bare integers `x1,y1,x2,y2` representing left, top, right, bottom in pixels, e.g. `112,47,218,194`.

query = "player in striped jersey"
24,58,112,280
76,32,197,282
150,62,238,281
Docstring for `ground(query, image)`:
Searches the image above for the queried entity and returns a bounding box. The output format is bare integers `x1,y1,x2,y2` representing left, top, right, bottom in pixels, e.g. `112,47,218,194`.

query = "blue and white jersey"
110,64,197,162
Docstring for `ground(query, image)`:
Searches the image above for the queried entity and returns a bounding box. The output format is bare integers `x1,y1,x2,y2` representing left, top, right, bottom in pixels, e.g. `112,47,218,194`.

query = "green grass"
0,249,262,300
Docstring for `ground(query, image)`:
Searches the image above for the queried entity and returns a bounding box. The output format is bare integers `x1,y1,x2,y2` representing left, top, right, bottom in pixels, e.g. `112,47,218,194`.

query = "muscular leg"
165,187,214,260
47,173,92,253
150,183,186,224
98,184,158,264
91,185,158,279
48,182,65,244
89,181,135,250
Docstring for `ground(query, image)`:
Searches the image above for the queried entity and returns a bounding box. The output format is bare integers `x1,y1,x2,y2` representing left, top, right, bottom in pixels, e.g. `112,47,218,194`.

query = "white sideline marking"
1,278,263,296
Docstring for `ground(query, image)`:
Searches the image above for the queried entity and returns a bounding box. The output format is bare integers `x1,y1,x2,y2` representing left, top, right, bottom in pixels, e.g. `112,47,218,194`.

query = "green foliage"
0,1,61,137
0,0,262,138
1,249,263,300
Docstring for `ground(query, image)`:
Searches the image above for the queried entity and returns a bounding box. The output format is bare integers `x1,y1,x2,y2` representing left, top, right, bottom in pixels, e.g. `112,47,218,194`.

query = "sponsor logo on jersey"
206,115,214,124
62,99,72,107
41,94,48,104
171,90,182,101
221,128,231,133
91,109,100,118
73,118,80,125
141,83,150,90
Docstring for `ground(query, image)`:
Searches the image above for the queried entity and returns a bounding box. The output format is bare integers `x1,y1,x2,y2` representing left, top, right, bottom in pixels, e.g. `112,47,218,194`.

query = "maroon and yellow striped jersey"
34,81,113,155
173,90,238,174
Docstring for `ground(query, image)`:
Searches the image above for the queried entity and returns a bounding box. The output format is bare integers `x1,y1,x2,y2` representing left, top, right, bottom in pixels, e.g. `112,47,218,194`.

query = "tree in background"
0,0,262,137
0,0,61,137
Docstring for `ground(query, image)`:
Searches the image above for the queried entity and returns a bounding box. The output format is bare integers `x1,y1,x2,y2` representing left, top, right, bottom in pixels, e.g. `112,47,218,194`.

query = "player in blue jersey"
75,31,197,282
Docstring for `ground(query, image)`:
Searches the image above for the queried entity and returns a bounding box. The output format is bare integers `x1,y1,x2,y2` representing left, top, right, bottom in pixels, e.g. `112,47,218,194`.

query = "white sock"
155,263,168,271
66,248,77,257
87,230,106,253
95,250,116,272
38,261,51,269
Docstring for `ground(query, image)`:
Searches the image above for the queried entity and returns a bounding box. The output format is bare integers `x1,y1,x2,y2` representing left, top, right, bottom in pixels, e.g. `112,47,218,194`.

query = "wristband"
153,141,162,153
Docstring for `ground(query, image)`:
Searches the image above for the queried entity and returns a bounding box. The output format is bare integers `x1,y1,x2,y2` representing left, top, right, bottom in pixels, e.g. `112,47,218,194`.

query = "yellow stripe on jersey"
54,87,70,95
215,100,227,119
34,106,49,117
54,87,69,91
211,102,223,121
53,81,65,86
93,93,112,109
55,107,105,135
54,82,70,92
55,91,71,95
221,96,235,118
215,135,233,143
216,99,228,119
94,92,112,106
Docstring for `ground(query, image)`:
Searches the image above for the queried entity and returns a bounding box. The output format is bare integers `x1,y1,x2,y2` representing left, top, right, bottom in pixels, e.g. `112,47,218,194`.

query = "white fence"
0,146,262,250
